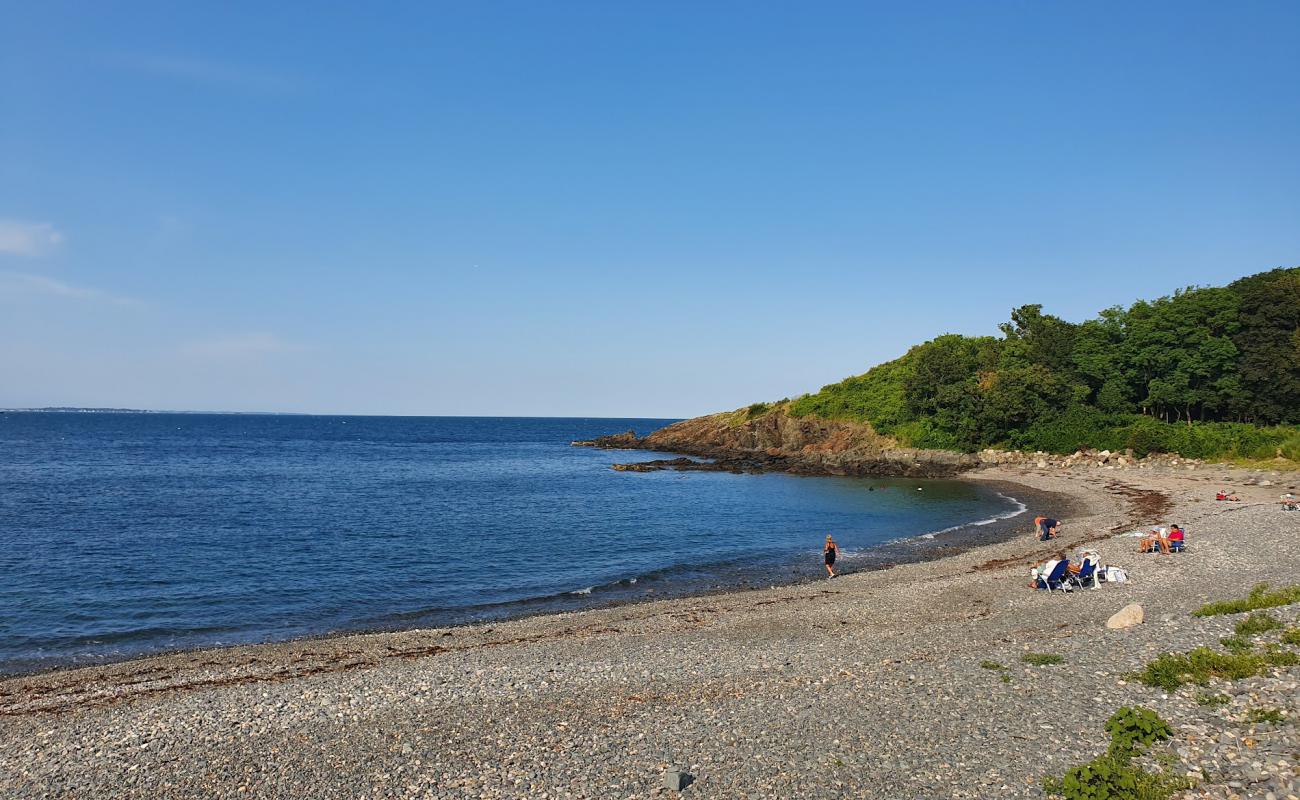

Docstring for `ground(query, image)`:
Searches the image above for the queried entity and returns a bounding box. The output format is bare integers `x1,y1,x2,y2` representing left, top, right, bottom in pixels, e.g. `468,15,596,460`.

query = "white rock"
1106,604,1144,629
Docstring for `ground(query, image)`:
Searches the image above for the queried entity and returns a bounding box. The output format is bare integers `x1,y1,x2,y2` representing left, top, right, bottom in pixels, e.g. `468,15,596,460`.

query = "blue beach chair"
1068,557,1099,590
1034,559,1071,593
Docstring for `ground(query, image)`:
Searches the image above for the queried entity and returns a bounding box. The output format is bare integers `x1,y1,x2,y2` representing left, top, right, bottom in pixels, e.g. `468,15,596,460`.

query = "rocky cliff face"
577,410,978,478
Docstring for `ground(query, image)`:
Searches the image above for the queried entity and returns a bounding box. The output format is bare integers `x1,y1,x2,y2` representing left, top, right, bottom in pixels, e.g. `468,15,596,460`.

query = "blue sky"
2,1,1297,416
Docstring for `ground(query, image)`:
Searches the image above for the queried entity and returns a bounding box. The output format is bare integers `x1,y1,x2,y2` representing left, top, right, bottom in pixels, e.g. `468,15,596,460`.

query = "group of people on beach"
1137,524,1185,554
1216,489,1298,511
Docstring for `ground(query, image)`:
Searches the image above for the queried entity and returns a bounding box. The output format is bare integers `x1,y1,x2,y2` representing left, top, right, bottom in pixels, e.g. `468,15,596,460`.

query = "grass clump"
1194,583,1300,617
1234,611,1282,636
1134,647,1299,692
1219,636,1253,654
1281,627,1300,646
1042,707,1190,800
980,660,1005,670
1194,692,1230,707
1022,652,1065,666
1245,707,1286,725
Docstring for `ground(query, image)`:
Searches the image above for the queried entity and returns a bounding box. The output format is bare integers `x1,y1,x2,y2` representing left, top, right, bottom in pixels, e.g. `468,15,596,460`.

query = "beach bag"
1103,566,1128,584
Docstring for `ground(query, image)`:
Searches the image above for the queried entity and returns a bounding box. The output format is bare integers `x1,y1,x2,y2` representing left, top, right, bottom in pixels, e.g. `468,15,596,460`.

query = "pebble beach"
4,464,1300,799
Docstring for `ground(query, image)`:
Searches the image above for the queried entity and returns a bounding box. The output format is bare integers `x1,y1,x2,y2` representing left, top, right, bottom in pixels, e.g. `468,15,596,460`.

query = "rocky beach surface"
3,463,1300,799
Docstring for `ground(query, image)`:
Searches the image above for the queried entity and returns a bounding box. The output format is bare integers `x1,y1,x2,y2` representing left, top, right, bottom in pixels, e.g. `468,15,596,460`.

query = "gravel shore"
3,464,1299,799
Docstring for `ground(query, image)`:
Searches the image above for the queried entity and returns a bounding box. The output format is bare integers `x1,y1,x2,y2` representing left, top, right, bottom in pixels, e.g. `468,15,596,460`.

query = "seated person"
1167,524,1185,551
1139,528,1168,554
1216,491,1241,501
1029,553,1075,588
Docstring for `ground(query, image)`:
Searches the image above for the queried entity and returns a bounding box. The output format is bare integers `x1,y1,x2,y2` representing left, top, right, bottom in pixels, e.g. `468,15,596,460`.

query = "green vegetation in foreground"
770,267,1300,458
1021,652,1064,666
1219,635,1252,654
1042,707,1190,800
1234,611,1282,636
1282,627,1300,646
1246,707,1287,725
979,660,1005,670
1194,583,1300,617
1134,647,1299,693
1194,692,1230,707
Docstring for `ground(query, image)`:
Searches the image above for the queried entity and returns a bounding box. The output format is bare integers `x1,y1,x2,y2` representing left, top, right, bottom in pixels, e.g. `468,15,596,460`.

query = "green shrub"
1235,612,1282,636
1042,707,1189,800
1281,627,1300,646
1104,706,1173,757
891,418,965,451
1014,407,1128,454
980,660,1005,670
1280,434,1300,461
1194,692,1230,707
1022,652,1065,666
1042,754,1187,800
1134,646,1299,692
1194,583,1300,617
1246,707,1286,725
1219,636,1252,654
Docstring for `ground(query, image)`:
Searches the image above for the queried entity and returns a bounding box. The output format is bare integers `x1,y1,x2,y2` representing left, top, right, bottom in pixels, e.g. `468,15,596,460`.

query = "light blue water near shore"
0,413,1026,673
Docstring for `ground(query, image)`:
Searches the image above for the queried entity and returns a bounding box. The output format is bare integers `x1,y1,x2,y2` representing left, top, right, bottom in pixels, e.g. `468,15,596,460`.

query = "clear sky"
2,1,1297,417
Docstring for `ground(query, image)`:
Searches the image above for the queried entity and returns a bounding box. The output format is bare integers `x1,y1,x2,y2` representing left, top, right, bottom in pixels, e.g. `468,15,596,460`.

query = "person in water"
824,535,839,578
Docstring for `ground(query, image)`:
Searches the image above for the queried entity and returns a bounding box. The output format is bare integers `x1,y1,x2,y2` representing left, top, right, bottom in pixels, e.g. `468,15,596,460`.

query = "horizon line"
0,406,686,420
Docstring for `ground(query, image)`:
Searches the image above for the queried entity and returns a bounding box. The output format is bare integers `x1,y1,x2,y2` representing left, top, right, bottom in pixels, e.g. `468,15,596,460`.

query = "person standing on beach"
824,535,839,578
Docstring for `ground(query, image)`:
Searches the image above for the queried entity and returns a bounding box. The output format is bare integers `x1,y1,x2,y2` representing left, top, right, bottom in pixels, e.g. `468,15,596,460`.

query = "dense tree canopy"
785,267,1300,457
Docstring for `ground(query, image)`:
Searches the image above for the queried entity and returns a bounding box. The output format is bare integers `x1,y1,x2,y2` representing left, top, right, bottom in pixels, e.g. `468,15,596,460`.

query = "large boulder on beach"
1106,603,1144,629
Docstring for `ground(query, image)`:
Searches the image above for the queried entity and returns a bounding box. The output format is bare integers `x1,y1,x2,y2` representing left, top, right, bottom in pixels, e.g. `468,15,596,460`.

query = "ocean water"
0,413,1026,673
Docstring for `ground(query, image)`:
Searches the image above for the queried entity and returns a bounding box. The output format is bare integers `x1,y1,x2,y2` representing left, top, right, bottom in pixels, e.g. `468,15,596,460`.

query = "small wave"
913,491,1029,540
568,586,594,595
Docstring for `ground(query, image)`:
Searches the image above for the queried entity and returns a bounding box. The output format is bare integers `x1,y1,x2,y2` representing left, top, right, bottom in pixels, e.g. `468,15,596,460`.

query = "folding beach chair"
1034,559,1071,593
1068,557,1099,589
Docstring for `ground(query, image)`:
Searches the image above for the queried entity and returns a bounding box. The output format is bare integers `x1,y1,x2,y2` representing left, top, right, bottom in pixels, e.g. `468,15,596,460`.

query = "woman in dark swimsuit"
824,535,839,578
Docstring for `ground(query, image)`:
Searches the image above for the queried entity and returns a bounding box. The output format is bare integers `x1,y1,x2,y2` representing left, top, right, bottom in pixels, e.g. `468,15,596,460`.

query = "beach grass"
1134,647,1300,692
1194,584,1300,617
1021,652,1064,666
1234,612,1282,636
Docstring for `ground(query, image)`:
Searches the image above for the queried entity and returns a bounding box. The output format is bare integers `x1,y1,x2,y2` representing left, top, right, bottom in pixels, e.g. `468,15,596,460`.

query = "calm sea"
0,413,1026,673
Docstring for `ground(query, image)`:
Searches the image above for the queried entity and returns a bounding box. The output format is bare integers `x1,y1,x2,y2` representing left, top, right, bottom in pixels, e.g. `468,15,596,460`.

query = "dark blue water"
0,413,1025,673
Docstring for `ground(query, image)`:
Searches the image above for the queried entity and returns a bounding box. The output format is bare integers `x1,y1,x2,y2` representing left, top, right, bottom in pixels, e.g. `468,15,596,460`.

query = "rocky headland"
575,409,978,477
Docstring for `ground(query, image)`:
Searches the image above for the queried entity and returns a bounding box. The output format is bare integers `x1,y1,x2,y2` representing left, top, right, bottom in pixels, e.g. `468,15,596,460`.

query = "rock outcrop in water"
575,410,978,477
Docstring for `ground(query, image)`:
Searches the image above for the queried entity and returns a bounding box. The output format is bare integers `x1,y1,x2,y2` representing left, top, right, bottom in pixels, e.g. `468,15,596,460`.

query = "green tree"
1230,267,1300,424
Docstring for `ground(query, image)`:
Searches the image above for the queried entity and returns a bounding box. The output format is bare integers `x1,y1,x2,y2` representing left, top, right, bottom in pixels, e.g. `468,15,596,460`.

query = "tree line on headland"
758,267,1300,461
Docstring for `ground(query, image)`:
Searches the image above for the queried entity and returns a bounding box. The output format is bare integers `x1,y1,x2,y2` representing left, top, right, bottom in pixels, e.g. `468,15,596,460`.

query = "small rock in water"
1106,604,1144,629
